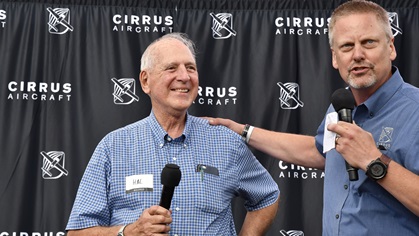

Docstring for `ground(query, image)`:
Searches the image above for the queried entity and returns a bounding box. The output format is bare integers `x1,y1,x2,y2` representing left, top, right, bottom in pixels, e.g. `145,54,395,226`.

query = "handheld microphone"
159,164,181,209
331,88,359,181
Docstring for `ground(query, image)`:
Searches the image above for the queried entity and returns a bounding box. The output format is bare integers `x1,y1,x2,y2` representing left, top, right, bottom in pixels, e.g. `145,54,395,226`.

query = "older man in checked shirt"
66,32,280,236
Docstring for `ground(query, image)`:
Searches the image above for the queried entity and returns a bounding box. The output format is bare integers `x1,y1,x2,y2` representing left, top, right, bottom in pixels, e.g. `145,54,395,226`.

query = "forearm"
238,198,279,236
248,127,325,169
377,161,419,216
67,225,121,236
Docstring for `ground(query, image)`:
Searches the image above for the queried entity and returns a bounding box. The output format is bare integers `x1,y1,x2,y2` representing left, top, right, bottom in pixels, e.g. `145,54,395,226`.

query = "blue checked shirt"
66,111,279,235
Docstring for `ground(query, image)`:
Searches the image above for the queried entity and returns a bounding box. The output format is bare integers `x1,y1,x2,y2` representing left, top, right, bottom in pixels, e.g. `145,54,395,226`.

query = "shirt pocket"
194,172,232,214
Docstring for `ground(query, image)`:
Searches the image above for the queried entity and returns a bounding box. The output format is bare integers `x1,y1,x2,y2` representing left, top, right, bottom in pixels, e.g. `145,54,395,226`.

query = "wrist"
117,224,128,236
241,124,254,144
365,153,391,181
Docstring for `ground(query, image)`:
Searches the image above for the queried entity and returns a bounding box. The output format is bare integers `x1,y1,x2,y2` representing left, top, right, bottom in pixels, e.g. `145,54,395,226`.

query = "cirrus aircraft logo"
0,232,65,236
278,160,324,179
7,81,72,102
277,82,304,110
275,16,331,36
194,86,238,106
41,151,68,180
111,78,139,105
210,12,237,39
47,7,74,34
274,11,402,37
112,14,173,34
388,12,402,37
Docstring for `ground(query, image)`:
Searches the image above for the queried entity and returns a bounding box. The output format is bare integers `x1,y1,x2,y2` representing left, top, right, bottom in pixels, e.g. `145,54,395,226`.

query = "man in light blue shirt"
66,32,279,236
209,1,419,235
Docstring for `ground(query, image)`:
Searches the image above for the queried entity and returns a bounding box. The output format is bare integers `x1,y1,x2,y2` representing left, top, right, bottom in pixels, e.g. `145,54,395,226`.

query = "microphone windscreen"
331,88,355,111
161,164,181,187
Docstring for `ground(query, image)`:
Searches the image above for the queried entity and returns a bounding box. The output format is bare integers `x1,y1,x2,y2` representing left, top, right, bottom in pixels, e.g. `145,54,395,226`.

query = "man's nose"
177,65,190,80
352,45,365,62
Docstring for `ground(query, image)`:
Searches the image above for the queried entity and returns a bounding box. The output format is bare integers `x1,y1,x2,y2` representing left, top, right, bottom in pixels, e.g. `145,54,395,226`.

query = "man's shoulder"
188,115,242,138
104,118,149,139
400,82,419,105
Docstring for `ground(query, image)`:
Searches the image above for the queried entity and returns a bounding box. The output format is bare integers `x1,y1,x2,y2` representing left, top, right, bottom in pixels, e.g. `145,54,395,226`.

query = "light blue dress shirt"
66,111,279,235
315,67,419,235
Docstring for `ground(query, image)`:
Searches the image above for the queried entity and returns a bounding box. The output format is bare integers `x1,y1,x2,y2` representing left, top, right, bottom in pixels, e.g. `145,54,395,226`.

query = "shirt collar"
359,66,403,114
148,110,191,146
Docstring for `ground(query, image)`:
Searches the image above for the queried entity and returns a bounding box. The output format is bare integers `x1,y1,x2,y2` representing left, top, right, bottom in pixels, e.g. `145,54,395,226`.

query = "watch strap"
379,153,391,166
117,224,127,236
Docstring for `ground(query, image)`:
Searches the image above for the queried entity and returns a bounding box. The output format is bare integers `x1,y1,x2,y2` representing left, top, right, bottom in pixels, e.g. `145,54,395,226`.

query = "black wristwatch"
366,154,391,180
117,224,127,236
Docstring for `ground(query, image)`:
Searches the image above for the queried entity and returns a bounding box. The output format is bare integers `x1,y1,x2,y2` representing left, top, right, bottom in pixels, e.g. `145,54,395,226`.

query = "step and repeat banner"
0,0,418,235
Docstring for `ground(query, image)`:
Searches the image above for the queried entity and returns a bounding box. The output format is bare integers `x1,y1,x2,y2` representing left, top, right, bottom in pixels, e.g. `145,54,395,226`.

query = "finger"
152,224,171,234
148,206,171,217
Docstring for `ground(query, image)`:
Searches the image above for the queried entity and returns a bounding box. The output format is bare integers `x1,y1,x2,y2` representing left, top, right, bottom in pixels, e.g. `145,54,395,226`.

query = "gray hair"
328,0,393,47
140,32,197,71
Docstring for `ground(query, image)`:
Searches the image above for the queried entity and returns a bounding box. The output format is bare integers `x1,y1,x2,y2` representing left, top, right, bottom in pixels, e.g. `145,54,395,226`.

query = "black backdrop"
0,0,418,235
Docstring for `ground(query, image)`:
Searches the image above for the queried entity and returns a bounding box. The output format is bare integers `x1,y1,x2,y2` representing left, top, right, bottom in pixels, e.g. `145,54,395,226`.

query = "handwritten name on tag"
126,174,153,193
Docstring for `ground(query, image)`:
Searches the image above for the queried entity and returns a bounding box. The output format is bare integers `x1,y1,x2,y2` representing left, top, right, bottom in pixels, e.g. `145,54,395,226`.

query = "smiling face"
140,38,199,117
330,13,396,93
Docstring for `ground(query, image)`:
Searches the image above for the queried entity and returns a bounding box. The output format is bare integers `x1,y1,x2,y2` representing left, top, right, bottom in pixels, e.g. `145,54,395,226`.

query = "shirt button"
369,112,374,117
344,185,348,190
173,157,177,161
175,207,180,211
335,214,339,219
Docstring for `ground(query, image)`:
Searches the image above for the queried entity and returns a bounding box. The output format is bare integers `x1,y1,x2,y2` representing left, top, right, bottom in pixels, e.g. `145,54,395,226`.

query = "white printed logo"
112,78,139,105
210,12,237,39
277,82,304,109
280,229,304,236
388,12,402,37
377,126,393,150
0,9,6,29
47,7,74,34
41,151,68,179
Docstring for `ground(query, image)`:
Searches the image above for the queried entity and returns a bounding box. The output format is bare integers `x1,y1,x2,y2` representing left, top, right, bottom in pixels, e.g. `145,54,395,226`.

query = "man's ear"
140,70,150,94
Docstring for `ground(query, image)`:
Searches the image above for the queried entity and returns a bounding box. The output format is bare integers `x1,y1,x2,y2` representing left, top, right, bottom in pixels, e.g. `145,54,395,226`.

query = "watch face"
370,162,386,178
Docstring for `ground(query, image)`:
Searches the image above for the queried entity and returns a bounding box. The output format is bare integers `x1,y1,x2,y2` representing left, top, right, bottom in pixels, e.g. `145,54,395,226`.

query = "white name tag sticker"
126,174,154,193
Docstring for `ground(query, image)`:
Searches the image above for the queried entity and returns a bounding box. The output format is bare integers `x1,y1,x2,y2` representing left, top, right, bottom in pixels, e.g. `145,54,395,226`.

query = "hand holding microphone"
331,88,359,181
129,164,181,235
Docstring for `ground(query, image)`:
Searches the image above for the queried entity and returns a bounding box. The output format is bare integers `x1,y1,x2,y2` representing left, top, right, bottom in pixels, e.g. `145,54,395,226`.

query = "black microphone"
331,88,359,181
159,164,181,209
